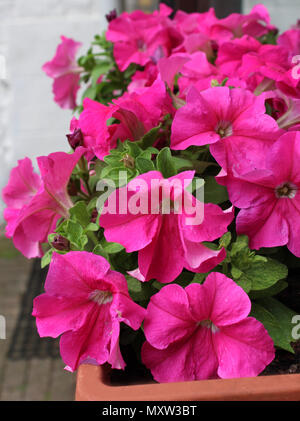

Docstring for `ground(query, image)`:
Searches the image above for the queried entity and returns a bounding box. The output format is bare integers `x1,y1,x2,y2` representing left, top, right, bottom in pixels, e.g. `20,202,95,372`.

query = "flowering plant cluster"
2,4,300,383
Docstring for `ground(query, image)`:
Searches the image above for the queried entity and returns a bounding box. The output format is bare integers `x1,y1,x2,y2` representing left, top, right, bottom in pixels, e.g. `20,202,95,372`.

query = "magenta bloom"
174,5,274,45
238,44,290,87
278,28,300,58
106,6,181,71
265,90,300,130
210,4,276,42
171,86,281,172
142,272,275,383
3,148,84,258
127,62,159,93
99,171,233,283
33,252,146,371
2,158,42,255
78,79,172,159
222,131,300,257
42,36,82,109
176,52,219,97
216,35,261,76
173,8,218,39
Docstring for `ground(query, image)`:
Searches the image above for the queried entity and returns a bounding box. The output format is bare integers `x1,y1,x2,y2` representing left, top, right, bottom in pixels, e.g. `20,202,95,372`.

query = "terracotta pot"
76,363,300,401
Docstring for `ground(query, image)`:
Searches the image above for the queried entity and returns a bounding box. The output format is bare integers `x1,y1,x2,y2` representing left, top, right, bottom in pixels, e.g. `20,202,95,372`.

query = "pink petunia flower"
176,52,219,97
236,43,300,99
265,90,300,130
2,158,42,256
171,86,281,174
141,272,275,383
3,148,85,258
32,251,146,371
127,62,159,93
220,131,300,257
173,8,218,39
216,35,262,76
106,6,181,72
99,171,233,283
78,78,173,160
277,27,300,59
174,5,275,46
178,32,215,59
209,4,276,42
238,44,290,88
42,36,82,109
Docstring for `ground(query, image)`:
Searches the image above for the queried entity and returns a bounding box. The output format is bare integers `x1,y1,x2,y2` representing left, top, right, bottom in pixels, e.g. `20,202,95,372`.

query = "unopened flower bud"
91,209,98,223
52,235,70,251
105,9,117,23
66,128,84,150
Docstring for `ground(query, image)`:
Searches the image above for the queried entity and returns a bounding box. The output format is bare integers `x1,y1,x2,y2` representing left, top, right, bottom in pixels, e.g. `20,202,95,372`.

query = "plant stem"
87,231,99,247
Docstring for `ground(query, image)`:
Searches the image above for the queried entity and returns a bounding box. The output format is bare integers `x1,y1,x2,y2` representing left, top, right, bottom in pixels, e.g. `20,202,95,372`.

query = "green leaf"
82,85,97,100
137,125,161,149
230,235,250,258
204,176,229,204
91,62,112,86
251,297,297,352
249,280,288,299
103,154,124,166
101,166,138,186
192,273,208,284
41,249,53,268
100,240,124,254
232,269,252,293
92,244,109,260
219,232,232,249
87,197,98,212
152,280,164,291
76,234,88,250
229,235,288,293
69,201,90,228
244,257,288,291
172,156,194,172
135,157,155,174
156,147,177,178
84,223,99,232
124,141,142,158
58,220,84,249
126,275,144,300
231,265,243,280
126,275,149,302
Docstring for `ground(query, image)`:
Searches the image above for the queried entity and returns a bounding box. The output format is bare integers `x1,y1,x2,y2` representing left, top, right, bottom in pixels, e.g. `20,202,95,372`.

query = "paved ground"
0,235,76,401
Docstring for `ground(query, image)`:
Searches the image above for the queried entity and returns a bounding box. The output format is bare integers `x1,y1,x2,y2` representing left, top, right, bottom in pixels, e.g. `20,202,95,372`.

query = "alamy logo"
292,55,300,80
96,172,205,226
291,315,300,340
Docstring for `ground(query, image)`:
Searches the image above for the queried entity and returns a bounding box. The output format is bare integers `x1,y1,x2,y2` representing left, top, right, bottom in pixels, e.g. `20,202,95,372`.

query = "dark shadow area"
6,260,60,360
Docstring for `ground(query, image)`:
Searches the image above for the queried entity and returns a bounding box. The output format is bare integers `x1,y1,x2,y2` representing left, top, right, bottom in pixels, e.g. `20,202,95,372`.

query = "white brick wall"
0,0,117,219
243,0,300,32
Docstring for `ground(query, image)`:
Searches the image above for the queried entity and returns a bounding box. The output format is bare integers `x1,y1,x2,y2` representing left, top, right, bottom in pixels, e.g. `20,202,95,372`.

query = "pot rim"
75,364,300,401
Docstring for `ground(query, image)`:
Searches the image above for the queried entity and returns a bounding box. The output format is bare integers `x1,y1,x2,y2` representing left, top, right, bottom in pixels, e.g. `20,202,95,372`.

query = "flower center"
137,39,147,52
275,182,298,199
198,319,219,334
215,120,233,138
89,289,113,305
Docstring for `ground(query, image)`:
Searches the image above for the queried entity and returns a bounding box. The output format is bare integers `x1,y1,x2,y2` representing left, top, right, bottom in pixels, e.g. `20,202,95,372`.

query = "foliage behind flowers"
3,4,300,382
